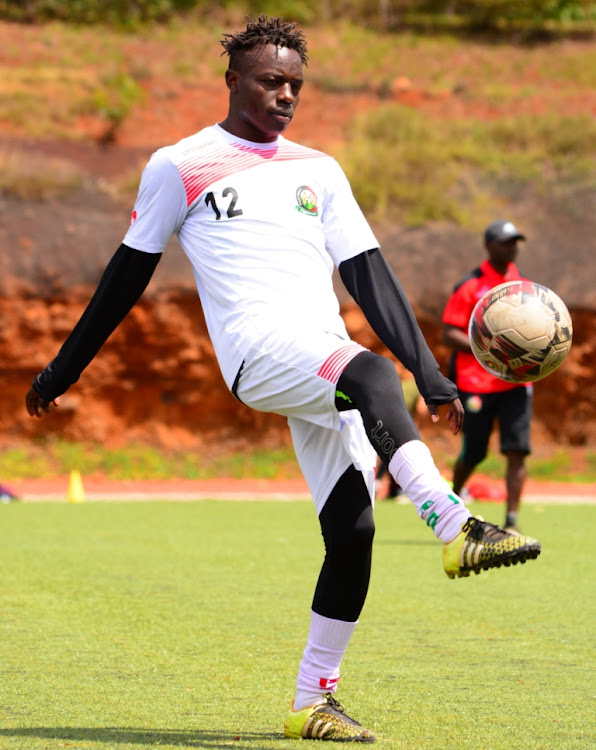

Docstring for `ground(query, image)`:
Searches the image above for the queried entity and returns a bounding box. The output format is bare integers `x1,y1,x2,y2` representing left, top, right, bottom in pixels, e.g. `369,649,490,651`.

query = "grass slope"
1,500,594,748
1,20,595,228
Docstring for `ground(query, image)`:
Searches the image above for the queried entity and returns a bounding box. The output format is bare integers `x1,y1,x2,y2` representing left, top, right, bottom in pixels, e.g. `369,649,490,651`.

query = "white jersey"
124,124,379,389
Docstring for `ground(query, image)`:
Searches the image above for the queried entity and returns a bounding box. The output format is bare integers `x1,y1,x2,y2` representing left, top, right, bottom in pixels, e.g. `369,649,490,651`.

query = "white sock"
293,611,357,711
388,440,471,543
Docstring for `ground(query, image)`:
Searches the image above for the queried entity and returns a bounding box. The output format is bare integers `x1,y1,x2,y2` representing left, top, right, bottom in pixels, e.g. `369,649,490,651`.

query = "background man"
442,219,533,532
26,20,540,743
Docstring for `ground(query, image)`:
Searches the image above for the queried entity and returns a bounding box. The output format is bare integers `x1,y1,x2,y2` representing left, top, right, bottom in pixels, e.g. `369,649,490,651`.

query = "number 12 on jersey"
205,188,244,220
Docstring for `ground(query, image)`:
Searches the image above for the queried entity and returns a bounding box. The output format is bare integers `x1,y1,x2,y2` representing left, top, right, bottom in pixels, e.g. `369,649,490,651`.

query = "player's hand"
427,398,464,435
25,387,60,418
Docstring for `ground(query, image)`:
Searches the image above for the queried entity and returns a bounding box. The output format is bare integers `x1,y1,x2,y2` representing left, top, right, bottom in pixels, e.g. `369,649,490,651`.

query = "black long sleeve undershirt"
339,248,458,405
33,244,162,401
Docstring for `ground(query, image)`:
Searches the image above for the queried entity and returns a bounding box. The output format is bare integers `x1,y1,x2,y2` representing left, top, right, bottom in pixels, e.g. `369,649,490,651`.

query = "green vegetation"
1,0,594,29
0,51,145,139
1,440,595,482
0,440,303,480
1,19,594,222
340,107,596,225
462,448,596,483
1,500,594,749
87,69,145,126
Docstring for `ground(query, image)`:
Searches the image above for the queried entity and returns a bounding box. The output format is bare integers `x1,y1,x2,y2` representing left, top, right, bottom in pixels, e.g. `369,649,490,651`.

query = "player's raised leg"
337,351,541,578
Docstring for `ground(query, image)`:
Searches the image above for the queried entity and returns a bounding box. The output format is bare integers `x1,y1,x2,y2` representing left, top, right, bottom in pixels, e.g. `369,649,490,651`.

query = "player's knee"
334,508,375,556
354,509,375,552
339,351,400,403
366,355,400,401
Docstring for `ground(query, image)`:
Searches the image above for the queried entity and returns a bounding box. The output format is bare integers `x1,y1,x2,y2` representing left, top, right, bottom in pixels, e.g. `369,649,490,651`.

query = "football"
469,280,573,383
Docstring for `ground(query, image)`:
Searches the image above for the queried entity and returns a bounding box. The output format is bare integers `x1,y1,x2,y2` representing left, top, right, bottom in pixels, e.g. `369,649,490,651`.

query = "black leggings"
313,464,375,622
312,351,421,622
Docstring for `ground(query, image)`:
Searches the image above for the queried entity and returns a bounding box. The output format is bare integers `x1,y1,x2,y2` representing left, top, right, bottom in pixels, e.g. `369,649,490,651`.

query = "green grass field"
1,499,594,749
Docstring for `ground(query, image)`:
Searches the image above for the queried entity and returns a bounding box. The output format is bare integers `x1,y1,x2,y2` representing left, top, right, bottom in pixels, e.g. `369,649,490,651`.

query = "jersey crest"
295,185,319,216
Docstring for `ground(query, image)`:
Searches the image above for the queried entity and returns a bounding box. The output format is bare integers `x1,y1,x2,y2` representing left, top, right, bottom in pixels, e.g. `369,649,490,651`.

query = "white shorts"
234,327,377,514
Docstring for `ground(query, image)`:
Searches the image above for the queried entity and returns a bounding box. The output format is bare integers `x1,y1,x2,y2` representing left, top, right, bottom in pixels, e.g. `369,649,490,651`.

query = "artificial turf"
1,499,594,749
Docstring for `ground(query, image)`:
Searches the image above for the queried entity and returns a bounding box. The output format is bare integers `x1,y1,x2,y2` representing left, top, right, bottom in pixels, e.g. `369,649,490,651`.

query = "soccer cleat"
284,693,375,743
443,516,541,579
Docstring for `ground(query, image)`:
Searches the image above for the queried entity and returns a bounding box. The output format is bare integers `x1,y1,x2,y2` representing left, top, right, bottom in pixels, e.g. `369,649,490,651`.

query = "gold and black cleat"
443,516,541,579
284,693,375,743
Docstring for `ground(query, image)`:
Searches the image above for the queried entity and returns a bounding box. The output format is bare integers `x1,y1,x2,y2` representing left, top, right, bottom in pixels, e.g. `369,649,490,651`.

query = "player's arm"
338,247,459,408
26,243,161,418
443,323,472,353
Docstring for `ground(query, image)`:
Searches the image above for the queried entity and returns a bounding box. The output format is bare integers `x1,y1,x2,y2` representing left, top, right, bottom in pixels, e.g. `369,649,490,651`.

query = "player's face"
487,238,519,272
223,44,303,142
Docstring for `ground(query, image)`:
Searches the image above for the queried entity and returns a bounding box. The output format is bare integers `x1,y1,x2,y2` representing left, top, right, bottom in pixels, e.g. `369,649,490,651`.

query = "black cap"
484,220,526,244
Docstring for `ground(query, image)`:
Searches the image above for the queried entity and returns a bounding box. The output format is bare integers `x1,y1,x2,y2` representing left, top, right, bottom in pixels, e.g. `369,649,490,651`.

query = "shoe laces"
323,693,345,714
463,517,507,541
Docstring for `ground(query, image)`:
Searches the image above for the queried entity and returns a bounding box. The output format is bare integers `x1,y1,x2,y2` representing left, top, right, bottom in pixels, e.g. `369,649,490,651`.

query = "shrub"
339,105,596,225
1,0,594,28
0,0,208,24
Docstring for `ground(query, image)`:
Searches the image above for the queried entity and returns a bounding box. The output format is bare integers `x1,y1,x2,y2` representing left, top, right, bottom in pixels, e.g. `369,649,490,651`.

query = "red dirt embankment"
3,293,595,456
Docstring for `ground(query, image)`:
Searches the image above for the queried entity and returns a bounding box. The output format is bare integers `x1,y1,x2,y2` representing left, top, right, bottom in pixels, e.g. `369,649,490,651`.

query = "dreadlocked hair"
221,15,308,69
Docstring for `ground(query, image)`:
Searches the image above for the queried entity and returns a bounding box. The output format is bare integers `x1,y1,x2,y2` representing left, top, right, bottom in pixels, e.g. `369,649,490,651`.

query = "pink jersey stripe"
176,140,324,207
317,344,366,385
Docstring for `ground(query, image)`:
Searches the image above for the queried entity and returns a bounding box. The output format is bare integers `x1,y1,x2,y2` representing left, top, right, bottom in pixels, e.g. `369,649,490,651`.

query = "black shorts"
458,386,533,466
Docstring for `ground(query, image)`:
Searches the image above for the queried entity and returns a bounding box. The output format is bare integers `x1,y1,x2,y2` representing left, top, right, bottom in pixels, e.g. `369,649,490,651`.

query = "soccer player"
25,17,541,742
442,220,533,533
